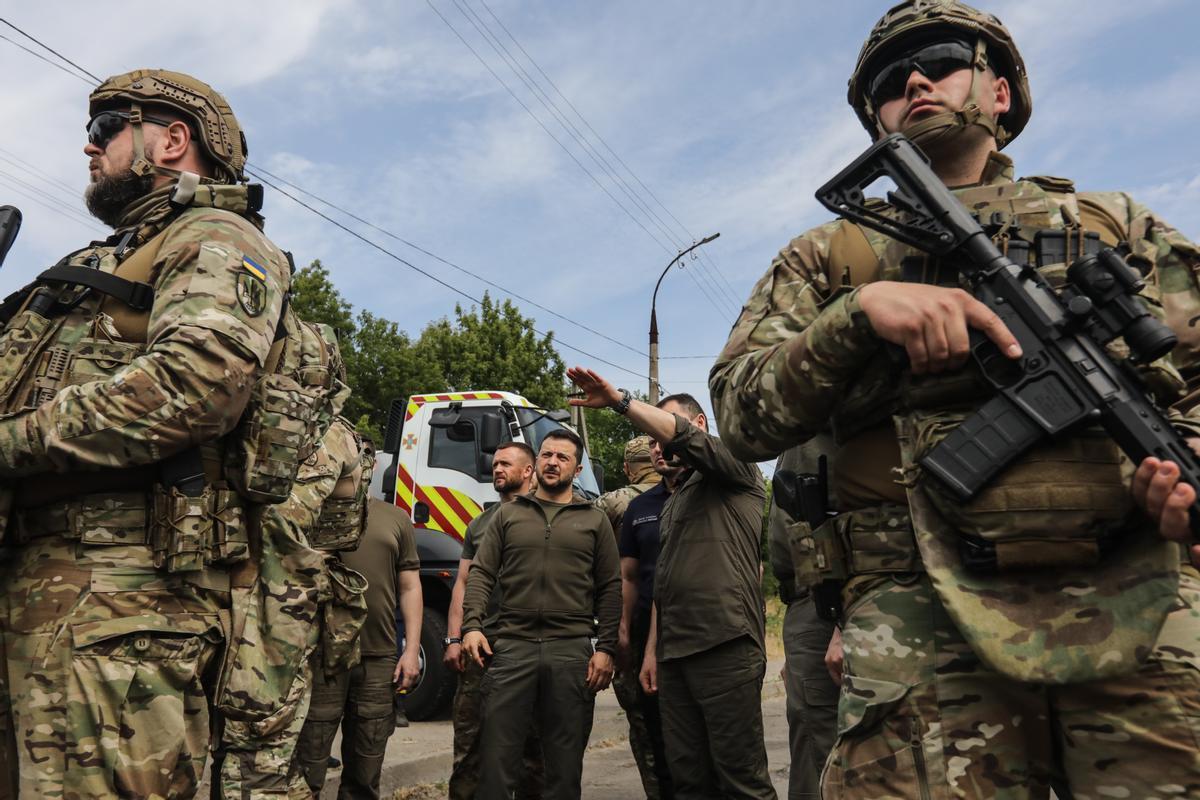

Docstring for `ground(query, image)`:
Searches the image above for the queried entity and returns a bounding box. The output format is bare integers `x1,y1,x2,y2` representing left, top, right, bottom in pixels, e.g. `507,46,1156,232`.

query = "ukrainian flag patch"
241,255,267,281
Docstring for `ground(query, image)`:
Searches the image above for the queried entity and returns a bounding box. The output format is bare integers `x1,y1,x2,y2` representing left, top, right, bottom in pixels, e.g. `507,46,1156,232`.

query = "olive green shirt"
654,414,767,661
341,499,420,657
463,493,622,654
460,502,503,636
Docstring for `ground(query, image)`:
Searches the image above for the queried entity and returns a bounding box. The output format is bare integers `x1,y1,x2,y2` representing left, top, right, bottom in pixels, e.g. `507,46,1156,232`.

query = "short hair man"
463,429,621,799
567,368,776,800
0,70,290,798
295,497,422,798
595,435,669,798
445,441,544,800
709,1,1200,795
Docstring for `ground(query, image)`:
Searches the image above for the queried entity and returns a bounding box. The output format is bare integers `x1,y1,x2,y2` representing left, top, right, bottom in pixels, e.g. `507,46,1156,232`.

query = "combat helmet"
89,69,248,183
848,0,1031,148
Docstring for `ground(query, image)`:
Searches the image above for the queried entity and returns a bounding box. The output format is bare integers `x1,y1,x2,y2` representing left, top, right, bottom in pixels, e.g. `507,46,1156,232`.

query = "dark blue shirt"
619,481,670,614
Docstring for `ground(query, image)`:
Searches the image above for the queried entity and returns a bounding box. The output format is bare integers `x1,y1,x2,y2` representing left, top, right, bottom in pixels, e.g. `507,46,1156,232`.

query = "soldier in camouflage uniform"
595,435,667,798
0,70,296,798
710,2,1200,796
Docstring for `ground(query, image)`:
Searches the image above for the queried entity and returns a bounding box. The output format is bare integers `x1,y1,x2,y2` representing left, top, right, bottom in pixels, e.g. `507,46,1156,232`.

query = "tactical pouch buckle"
151,485,212,573
206,487,249,565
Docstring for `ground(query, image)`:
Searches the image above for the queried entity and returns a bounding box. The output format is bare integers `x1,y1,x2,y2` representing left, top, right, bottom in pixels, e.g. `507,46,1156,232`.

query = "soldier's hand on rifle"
858,282,1021,374
586,651,615,692
462,630,492,669
566,367,621,408
1133,448,1200,567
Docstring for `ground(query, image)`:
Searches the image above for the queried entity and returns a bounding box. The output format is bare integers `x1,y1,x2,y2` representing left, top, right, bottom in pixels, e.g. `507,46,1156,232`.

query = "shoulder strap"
98,227,172,342
826,221,881,288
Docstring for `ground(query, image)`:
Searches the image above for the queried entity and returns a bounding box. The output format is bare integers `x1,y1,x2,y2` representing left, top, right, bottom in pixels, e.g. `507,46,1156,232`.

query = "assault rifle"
816,133,1200,537
0,206,21,269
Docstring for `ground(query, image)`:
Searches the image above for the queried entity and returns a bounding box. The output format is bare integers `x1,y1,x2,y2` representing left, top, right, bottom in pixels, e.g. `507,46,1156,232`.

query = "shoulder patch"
236,270,267,317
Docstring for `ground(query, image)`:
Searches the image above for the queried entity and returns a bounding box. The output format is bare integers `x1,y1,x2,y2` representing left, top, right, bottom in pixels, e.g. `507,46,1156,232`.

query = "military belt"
792,503,923,593
14,491,151,545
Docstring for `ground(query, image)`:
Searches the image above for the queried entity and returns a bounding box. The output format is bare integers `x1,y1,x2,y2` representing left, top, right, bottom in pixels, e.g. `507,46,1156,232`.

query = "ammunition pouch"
225,372,317,504
320,558,367,679
310,437,374,552
789,503,918,620
909,407,1136,572
0,308,65,412
13,487,248,572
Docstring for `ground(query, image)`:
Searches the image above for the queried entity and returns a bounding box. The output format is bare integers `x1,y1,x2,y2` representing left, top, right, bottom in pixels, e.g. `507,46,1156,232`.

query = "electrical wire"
427,0,735,321
247,163,649,358
247,167,651,381
474,0,745,308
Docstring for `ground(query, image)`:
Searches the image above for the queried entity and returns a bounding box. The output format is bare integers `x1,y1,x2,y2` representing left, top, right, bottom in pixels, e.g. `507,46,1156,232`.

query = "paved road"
317,659,792,799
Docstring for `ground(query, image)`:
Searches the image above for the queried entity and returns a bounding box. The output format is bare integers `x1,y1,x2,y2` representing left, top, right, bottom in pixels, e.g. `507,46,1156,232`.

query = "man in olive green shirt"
296,499,423,798
445,441,543,800
568,367,775,800
463,429,621,800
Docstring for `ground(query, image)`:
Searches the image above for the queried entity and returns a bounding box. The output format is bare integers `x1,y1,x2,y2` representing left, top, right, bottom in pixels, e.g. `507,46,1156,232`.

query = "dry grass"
390,782,447,800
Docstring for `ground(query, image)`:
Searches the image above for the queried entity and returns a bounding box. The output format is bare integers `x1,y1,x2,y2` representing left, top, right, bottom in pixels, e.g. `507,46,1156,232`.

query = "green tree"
345,310,441,442
415,293,566,410
289,260,354,335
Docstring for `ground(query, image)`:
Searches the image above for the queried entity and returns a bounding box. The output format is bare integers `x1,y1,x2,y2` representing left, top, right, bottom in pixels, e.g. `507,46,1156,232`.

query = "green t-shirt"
341,499,419,657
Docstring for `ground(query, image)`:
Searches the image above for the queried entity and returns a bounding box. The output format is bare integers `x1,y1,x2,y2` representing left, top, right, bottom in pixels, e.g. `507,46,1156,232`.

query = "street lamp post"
649,232,720,403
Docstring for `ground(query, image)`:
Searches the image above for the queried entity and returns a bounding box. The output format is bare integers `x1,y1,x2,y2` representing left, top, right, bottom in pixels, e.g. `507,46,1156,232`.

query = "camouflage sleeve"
1119,196,1200,412
0,209,288,475
462,505,505,634
708,223,881,462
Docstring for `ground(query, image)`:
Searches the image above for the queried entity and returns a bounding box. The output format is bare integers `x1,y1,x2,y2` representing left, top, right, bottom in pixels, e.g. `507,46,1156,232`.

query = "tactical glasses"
85,110,178,150
868,40,976,107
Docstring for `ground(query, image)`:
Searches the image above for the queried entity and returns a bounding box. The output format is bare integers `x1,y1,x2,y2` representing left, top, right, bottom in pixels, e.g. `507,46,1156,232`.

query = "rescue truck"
377,391,603,719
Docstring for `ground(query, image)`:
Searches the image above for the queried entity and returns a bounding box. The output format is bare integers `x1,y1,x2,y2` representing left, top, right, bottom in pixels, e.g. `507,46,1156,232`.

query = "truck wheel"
403,606,457,721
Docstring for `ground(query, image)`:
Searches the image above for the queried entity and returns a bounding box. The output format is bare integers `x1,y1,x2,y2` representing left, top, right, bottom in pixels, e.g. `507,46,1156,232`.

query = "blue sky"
2,0,1198,419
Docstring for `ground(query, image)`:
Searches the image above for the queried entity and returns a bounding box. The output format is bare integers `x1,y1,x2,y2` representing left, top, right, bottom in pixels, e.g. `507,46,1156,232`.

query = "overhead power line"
427,0,738,321
247,163,648,358
472,0,745,310
247,167,650,380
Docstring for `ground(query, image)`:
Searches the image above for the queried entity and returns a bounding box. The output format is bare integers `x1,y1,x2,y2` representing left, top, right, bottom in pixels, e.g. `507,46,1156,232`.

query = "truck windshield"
515,408,601,499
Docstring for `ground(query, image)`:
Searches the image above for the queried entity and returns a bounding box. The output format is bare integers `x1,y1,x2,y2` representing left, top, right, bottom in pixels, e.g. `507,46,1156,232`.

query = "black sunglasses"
85,110,179,149
868,40,976,107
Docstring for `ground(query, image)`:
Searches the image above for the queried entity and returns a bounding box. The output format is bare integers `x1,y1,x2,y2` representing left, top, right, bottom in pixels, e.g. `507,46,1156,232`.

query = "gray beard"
85,167,154,228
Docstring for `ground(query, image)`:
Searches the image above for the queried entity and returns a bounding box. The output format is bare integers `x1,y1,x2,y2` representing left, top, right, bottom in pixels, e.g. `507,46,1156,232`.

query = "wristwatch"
613,388,632,415
444,636,462,646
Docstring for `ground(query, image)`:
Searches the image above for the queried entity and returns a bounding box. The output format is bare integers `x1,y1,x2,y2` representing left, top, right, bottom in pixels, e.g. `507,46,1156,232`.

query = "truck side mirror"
429,407,461,428
382,398,406,454
593,463,605,494
479,412,504,455
547,409,571,424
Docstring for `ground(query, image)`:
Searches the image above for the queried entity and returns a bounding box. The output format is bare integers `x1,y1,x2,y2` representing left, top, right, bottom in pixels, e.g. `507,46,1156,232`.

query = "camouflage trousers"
782,594,837,800
449,655,544,800
0,535,227,799
210,658,314,799
822,569,1200,799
